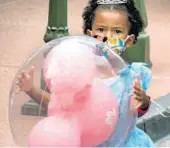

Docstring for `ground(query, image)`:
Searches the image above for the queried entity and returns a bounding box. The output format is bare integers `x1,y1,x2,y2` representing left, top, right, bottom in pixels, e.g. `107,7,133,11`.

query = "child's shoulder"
118,62,152,91
130,62,150,68
120,62,151,75
130,62,151,74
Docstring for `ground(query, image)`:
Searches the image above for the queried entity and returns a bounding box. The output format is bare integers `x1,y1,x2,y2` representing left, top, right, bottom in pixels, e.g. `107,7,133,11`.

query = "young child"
16,0,153,146
82,0,153,147
82,0,151,116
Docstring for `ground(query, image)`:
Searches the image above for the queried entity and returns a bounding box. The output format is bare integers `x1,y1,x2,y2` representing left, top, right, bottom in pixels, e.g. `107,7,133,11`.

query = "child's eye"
115,30,122,34
97,28,104,32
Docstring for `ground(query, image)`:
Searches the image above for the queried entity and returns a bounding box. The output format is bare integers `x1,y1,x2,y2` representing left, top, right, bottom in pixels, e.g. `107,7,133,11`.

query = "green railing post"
22,0,69,116
122,0,152,68
42,0,69,92
44,0,69,43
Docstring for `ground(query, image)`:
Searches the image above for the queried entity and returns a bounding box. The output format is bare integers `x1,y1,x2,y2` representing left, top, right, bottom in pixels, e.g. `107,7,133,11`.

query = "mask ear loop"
121,35,130,53
124,35,130,43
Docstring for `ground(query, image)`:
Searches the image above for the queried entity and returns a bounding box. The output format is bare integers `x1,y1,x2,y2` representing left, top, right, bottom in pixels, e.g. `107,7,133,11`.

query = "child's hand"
16,66,35,93
131,79,150,110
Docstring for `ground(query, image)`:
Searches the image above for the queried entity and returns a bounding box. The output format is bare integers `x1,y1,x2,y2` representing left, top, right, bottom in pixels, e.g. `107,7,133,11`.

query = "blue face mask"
91,32,130,55
106,36,130,55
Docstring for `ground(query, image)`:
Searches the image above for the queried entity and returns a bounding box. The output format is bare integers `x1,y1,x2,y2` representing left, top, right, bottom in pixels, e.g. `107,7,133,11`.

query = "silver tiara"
97,0,127,4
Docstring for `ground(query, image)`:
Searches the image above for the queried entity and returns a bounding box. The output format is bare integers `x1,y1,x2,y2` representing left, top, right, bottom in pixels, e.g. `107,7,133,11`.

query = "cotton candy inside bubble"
43,39,116,95
9,35,138,147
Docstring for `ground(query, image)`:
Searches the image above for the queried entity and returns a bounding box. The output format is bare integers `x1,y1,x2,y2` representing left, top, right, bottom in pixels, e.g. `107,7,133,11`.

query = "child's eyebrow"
95,24,107,28
112,27,124,30
95,25,124,30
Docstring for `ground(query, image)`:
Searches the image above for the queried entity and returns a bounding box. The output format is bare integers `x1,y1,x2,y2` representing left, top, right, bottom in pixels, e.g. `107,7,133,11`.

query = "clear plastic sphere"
9,35,136,147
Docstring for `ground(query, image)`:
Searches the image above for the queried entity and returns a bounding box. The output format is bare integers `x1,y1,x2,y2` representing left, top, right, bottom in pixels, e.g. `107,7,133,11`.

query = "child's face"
88,9,135,49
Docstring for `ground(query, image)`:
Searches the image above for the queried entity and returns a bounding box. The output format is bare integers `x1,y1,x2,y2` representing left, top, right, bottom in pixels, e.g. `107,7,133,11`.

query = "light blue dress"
124,64,154,147
98,62,154,147
126,126,154,147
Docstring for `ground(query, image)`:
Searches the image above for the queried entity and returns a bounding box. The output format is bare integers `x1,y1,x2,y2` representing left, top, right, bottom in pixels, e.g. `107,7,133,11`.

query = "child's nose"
105,31,118,39
105,31,112,39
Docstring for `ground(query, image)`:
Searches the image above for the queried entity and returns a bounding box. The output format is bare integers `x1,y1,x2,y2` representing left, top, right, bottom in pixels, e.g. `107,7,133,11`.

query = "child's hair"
82,0,144,43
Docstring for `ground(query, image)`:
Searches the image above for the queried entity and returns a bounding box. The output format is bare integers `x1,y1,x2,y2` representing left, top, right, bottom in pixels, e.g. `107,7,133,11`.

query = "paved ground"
156,135,170,147
0,0,170,146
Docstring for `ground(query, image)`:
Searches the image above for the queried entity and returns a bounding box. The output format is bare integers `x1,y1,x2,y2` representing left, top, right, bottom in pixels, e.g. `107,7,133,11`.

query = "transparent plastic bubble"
9,35,136,147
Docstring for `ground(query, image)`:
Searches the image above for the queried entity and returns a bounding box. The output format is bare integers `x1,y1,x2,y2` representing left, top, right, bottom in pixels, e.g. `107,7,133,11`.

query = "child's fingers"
21,66,34,79
16,80,22,87
133,89,142,97
16,80,20,85
133,79,141,90
133,85,141,92
135,102,142,109
133,79,140,87
20,71,30,80
23,72,30,80
28,66,35,76
16,76,23,84
21,71,27,78
17,75,22,80
132,94,142,101
131,95,142,109
16,75,24,83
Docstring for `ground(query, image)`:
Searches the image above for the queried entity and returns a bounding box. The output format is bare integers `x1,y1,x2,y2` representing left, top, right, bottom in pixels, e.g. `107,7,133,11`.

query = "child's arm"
132,79,151,118
26,87,50,109
16,66,50,109
129,62,152,118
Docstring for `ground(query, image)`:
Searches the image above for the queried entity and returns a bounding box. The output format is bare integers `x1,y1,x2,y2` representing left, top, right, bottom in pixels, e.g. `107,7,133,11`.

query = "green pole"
42,0,69,90
122,0,152,68
44,0,69,42
22,0,69,116
42,0,69,93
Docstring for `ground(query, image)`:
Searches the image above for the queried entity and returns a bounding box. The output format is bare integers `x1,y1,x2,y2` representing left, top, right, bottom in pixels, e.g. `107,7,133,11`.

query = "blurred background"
0,0,170,146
